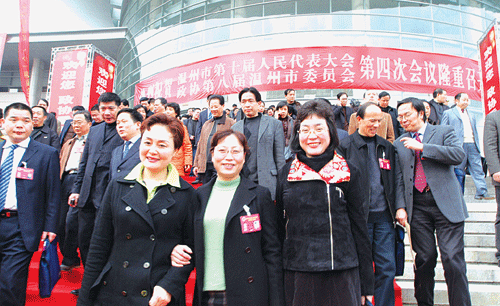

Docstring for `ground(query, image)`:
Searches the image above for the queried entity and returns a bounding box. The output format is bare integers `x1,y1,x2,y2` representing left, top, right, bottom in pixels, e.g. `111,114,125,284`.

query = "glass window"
162,0,182,27
369,0,398,9
331,14,353,30
331,1,351,12
463,44,478,59
234,0,263,18
433,22,462,40
401,18,432,35
207,0,231,18
264,1,294,17
370,15,399,32
434,38,462,56
297,0,329,15
401,35,433,52
182,1,205,23
365,33,400,48
399,2,431,19
432,5,460,24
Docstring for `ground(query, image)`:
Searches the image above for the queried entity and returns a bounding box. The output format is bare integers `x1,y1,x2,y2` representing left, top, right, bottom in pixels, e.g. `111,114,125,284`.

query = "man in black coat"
68,92,123,295
333,92,355,131
37,99,58,133
30,105,60,151
427,88,450,125
378,91,404,139
337,102,406,306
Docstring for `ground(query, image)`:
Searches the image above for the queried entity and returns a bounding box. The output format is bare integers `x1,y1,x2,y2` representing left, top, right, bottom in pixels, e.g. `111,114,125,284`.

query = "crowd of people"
0,86,498,306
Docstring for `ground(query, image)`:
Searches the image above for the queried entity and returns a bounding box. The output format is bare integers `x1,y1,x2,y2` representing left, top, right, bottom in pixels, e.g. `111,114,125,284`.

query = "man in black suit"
427,88,449,125
109,108,143,181
37,99,58,133
59,105,86,146
30,106,60,150
333,92,355,131
395,97,471,306
0,102,60,305
68,92,123,295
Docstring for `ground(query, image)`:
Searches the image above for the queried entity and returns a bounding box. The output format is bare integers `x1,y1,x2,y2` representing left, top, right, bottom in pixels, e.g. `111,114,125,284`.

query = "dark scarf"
297,146,335,173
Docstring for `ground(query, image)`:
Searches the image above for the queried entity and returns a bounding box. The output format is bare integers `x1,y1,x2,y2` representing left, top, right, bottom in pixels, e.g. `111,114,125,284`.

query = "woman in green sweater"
172,130,284,306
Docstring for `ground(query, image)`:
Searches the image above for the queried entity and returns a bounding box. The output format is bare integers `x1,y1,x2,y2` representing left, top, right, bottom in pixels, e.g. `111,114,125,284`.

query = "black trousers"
411,190,471,306
78,205,96,267
59,173,80,265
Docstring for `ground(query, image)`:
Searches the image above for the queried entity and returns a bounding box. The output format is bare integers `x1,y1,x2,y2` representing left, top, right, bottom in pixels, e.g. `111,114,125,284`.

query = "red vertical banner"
18,0,30,103
89,53,116,110
479,24,500,115
0,33,7,71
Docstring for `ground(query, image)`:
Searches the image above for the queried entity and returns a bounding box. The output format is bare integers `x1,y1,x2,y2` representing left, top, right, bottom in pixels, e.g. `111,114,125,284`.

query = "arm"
440,111,450,126
421,126,465,165
43,148,61,241
71,129,92,195
275,166,287,243
393,149,407,225
273,120,286,171
182,126,192,169
50,130,61,151
484,113,500,176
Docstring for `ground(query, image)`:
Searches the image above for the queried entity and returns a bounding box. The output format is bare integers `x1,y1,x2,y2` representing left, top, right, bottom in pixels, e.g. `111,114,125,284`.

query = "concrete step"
403,245,498,265
397,280,500,306
397,262,500,284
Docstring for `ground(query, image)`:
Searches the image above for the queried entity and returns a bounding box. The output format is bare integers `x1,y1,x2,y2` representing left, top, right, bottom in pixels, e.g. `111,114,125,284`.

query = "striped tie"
0,144,19,211
414,133,427,192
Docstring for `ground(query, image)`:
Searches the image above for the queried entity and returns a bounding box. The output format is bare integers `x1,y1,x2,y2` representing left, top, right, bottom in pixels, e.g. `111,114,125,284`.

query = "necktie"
414,133,427,192
0,144,19,211
208,110,213,120
122,141,131,159
342,107,349,131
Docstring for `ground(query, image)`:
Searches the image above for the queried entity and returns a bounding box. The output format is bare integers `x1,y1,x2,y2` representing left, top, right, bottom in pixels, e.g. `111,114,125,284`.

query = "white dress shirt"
1,138,30,210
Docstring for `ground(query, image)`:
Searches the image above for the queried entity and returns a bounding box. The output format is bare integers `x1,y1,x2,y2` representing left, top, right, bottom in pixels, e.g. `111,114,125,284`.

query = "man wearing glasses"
394,97,471,306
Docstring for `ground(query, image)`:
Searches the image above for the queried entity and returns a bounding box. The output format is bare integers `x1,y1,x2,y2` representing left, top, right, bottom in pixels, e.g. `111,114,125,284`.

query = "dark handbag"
395,223,405,276
39,237,61,298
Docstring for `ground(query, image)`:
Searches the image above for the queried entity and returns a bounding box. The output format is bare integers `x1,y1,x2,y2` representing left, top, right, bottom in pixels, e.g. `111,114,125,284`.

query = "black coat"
30,124,60,151
337,131,405,220
193,177,284,306
276,155,374,296
78,176,197,306
333,105,355,130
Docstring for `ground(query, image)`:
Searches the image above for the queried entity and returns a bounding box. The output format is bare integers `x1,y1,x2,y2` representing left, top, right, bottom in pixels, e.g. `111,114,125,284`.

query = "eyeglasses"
214,148,243,157
397,112,416,122
298,125,328,135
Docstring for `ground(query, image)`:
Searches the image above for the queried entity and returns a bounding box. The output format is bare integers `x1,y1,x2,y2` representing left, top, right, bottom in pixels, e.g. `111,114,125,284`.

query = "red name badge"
74,146,84,154
379,158,391,170
240,214,262,234
16,167,34,180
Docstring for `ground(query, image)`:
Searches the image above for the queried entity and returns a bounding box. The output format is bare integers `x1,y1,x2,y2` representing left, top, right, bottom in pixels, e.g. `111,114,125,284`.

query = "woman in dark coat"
276,99,374,306
78,113,196,306
171,130,284,306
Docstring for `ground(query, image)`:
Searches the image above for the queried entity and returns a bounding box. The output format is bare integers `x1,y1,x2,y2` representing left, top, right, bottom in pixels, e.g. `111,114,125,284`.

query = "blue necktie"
0,144,19,211
208,110,213,120
122,141,131,159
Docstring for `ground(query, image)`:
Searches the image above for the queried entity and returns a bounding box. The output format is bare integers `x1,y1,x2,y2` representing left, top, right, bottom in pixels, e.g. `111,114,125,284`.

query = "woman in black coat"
171,130,284,306
78,114,196,306
276,99,374,306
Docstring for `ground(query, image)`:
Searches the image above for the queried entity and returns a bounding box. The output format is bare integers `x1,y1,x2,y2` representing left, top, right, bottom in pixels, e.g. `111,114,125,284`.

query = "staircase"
396,176,500,306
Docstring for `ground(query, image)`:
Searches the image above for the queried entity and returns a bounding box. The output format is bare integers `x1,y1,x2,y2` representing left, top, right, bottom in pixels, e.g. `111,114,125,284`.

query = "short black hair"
356,102,380,119
5,102,33,119
290,99,339,153
166,102,181,117
72,105,85,112
284,89,295,96
98,92,121,107
39,98,49,107
139,97,149,102
32,105,48,117
379,91,390,99
121,99,130,107
397,97,427,122
117,108,144,123
156,97,168,106
209,94,225,106
91,104,100,111
432,88,445,99
134,104,148,113
276,101,288,110
454,93,465,101
337,92,348,100
73,110,92,123
239,87,261,102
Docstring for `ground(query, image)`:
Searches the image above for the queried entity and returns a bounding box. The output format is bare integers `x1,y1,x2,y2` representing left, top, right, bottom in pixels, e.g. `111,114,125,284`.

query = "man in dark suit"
441,93,492,199
30,106,60,150
68,92,123,295
483,109,500,267
427,88,449,125
333,92,355,131
109,108,143,181
0,102,60,306
59,105,86,146
37,99,58,133
231,87,285,200
394,97,471,306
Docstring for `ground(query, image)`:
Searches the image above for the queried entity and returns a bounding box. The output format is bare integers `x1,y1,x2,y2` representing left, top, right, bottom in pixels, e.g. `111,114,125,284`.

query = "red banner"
479,25,500,116
18,0,30,103
48,48,89,120
0,33,7,71
135,46,481,104
89,53,115,110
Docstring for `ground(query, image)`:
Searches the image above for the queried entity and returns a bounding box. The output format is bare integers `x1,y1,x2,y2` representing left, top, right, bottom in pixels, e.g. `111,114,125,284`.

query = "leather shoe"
60,262,80,271
71,289,80,296
192,179,201,184
474,194,495,200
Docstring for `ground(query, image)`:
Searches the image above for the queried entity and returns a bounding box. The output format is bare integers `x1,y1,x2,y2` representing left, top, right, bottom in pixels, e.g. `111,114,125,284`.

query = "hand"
41,232,57,243
171,244,192,267
184,165,192,174
192,167,199,176
149,286,171,306
190,135,194,140
68,194,79,207
493,172,500,183
400,137,423,152
361,295,373,305
395,208,408,226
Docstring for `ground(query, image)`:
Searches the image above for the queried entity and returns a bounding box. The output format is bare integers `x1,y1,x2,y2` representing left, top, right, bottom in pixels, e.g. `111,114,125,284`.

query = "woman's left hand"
361,295,374,305
149,286,172,306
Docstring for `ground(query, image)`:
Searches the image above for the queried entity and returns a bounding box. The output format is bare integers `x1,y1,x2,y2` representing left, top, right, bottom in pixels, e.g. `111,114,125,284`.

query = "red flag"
19,0,30,104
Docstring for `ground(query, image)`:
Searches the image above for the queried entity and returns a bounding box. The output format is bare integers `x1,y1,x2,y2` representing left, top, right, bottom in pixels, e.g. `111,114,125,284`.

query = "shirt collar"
124,163,180,188
128,134,141,145
4,137,30,149
412,122,427,138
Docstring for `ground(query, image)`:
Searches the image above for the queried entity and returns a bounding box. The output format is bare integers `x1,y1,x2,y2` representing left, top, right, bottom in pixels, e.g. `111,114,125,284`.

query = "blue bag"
39,238,61,298
395,224,405,276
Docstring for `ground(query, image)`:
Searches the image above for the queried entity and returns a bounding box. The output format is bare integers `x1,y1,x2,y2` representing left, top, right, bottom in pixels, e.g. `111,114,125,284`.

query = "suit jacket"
193,116,235,173
72,123,123,209
333,105,355,130
441,107,481,152
394,124,468,223
483,110,500,187
59,119,75,146
31,124,60,151
109,139,141,182
59,136,79,179
232,115,285,200
348,112,395,143
0,140,60,252
78,175,196,306
428,99,450,125
195,109,211,145
193,177,284,306
44,112,59,134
